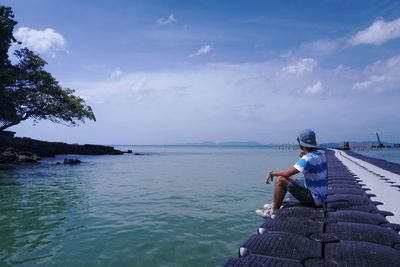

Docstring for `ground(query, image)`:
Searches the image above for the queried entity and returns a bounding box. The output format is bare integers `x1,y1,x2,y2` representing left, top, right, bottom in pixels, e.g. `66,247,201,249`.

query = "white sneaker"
263,203,273,210
256,209,268,218
256,209,275,219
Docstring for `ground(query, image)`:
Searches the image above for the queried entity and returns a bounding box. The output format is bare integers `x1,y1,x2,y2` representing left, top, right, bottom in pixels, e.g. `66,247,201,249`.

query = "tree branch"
0,120,21,132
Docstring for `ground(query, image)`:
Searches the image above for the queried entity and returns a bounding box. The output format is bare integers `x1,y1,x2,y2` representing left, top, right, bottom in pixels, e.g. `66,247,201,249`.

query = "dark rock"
63,158,82,165
0,148,40,164
18,151,41,163
0,131,16,137
0,135,123,157
0,148,19,164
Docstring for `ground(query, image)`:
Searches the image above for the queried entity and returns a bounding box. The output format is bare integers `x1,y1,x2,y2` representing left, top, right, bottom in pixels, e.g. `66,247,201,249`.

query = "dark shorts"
288,179,320,207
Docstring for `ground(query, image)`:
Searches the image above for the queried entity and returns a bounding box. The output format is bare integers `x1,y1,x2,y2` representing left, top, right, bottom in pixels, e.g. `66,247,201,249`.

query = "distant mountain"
217,141,262,146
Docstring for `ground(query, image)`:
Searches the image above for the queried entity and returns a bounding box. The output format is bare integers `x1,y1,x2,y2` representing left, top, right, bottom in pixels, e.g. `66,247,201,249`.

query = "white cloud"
62,56,400,144
189,44,213,57
349,17,400,46
75,57,357,106
281,58,318,75
109,67,123,80
352,75,385,91
364,54,400,73
156,14,177,25
351,55,400,92
305,81,323,94
299,39,341,56
14,27,67,57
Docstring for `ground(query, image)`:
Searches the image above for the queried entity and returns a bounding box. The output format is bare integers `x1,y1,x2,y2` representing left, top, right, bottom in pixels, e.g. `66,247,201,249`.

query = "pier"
223,149,400,266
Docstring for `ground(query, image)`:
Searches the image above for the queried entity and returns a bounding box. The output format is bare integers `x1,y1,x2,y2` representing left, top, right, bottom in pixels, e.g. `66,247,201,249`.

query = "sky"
4,0,400,145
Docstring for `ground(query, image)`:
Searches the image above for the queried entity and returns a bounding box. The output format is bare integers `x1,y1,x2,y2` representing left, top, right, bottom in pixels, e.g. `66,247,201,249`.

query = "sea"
0,146,399,267
355,148,400,164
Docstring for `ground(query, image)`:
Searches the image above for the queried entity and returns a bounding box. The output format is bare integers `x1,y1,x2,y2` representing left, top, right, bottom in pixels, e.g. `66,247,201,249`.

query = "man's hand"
265,171,274,184
265,168,299,183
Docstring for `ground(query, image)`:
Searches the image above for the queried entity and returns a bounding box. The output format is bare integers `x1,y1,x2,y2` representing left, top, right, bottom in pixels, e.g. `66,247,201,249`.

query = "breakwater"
224,149,400,266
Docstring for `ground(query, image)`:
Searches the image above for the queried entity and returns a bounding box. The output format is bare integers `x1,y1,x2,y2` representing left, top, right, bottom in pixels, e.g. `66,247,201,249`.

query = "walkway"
335,149,400,224
223,149,400,266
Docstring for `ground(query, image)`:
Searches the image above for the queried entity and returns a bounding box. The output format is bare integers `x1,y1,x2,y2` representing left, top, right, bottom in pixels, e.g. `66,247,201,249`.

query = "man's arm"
265,167,299,184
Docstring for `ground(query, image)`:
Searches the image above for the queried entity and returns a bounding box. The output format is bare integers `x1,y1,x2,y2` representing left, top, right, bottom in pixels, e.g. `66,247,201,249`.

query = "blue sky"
4,0,400,144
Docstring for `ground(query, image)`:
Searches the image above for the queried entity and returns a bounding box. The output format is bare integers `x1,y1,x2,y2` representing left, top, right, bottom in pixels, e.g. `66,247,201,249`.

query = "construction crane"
376,132,383,147
373,132,391,148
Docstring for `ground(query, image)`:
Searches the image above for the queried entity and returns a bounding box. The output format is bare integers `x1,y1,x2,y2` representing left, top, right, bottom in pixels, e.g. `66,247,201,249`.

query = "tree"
0,6,19,128
0,6,95,132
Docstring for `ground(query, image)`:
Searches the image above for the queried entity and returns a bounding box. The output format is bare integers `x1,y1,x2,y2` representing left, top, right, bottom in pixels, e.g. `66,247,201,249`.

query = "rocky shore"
0,132,125,165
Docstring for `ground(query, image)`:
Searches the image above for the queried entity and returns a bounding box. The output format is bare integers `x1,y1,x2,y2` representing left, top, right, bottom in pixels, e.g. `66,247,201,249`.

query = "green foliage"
0,6,17,69
0,6,95,132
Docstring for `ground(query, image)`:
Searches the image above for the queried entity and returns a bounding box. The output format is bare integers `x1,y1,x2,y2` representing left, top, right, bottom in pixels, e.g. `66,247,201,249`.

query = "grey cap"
297,129,317,148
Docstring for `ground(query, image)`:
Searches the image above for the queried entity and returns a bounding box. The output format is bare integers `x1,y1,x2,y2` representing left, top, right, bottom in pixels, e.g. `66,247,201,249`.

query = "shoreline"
0,134,125,165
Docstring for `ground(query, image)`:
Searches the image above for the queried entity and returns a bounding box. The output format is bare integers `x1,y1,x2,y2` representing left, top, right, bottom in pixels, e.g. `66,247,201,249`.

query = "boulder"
18,152,41,163
63,158,82,165
0,148,19,164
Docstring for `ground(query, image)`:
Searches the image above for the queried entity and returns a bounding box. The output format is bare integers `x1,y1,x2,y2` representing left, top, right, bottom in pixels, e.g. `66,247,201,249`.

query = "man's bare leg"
273,176,292,211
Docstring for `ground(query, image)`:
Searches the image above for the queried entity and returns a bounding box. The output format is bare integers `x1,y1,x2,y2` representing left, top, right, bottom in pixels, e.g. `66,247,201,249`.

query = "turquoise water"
0,146,299,267
355,148,400,164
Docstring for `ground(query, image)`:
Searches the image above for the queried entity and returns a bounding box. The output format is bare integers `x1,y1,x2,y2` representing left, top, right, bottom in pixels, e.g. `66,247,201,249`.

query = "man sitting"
256,129,328,218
